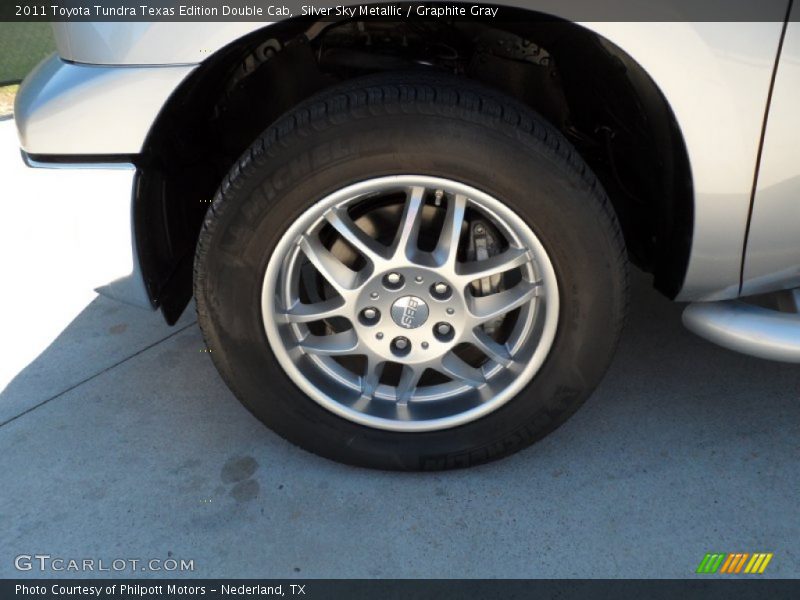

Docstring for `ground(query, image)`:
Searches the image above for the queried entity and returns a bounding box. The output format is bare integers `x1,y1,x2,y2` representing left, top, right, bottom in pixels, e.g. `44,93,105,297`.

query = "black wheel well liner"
134,11,693,324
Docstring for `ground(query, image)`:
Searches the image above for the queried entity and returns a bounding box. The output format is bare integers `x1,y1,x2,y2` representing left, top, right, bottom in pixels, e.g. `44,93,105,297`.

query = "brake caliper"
466,219,504,336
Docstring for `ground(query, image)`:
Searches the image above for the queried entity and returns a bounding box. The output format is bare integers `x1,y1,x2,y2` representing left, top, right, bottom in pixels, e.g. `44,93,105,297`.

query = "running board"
683,299,800,363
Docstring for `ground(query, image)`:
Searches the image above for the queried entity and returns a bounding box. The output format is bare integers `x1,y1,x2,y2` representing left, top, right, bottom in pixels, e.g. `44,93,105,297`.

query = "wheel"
194,73,627,470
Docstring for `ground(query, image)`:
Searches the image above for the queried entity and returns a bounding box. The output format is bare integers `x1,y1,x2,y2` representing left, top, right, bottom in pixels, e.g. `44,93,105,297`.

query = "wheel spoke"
361,358,385,399
391,186,426,260
471,328,513,367
298,329,359,356
468,280,542,323
395,364,424,406
457,247,531,283
281,297,348,323
438,352,485,387
324,207,389,267
299,234,359,295
433,193,467,268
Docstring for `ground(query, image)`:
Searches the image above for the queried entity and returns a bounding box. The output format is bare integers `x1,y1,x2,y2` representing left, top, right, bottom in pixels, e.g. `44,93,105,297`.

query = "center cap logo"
391,296,429,329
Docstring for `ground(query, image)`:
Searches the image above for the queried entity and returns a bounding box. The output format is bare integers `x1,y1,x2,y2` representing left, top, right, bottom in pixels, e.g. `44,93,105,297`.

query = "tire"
194,72,628,471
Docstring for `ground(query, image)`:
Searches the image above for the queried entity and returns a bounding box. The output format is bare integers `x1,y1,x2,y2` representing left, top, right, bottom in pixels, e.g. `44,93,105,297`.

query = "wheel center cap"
390,296,429,329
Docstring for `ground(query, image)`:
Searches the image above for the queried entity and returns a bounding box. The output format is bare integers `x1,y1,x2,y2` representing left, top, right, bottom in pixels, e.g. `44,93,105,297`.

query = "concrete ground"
1,118,798,579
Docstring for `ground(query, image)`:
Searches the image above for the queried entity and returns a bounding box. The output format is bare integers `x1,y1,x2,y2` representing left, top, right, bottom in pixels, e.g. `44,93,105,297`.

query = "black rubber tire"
194,73,628,471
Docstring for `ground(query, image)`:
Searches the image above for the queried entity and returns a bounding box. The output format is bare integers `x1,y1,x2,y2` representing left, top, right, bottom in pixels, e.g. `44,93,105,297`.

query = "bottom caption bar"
4,579,800,599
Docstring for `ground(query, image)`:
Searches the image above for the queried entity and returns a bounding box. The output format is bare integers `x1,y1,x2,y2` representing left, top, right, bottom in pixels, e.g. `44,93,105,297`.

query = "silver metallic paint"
741,9,800,297
683,299,800,363
30,18,785,301
586,22,784,301
54,23,266,65
14,8,797,311
15,55,195,155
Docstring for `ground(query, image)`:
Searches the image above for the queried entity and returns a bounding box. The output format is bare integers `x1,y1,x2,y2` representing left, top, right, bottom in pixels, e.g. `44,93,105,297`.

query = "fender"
29,3,789,301
741,9,800,296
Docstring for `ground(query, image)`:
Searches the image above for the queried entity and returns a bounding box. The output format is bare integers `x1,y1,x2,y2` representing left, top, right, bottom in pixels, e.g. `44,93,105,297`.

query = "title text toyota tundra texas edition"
14,4,800,469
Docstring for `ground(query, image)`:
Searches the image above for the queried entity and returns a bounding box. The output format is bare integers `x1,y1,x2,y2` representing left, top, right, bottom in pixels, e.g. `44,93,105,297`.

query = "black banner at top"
0,0,795,22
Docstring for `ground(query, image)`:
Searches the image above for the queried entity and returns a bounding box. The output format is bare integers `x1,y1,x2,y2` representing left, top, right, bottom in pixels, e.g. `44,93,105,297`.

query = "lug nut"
431,281,452,300
383,272,404,290
446,308,455,315
391,336,411,356
360,307,380,325
434,322,455,342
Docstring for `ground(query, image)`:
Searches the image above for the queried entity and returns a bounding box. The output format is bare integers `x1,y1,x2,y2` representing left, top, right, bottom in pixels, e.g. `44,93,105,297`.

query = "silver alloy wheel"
261,175,559,432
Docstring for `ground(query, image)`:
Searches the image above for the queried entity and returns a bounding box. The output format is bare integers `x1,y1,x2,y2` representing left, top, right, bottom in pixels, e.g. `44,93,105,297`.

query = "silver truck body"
14,6,800,361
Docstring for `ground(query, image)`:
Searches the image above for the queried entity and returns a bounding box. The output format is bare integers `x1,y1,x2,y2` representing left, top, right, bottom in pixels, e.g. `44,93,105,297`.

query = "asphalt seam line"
0,321,197,429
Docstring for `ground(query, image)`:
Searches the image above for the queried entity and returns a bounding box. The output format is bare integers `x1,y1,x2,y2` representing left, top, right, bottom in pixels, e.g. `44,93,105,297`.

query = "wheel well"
136,12,693,323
